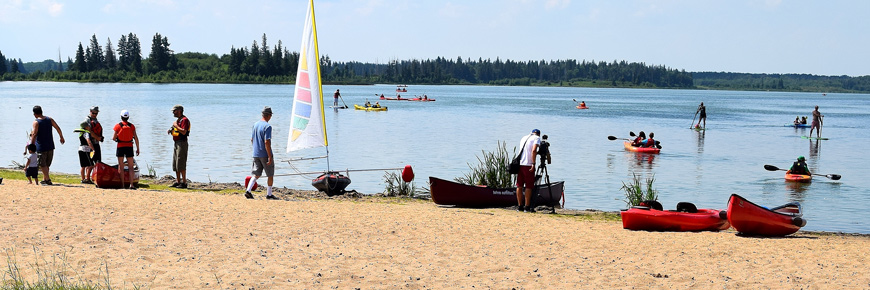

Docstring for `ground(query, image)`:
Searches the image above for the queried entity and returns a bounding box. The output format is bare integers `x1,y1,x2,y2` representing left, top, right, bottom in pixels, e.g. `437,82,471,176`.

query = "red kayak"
429,176,563,208
621,201,730,232
725,194,806,236
785,171,812,183
92,161,140,189
576,105,588,109
312,171,351,196
624,141,660,154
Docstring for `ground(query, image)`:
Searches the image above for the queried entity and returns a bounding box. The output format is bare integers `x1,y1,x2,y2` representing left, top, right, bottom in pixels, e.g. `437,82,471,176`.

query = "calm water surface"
2,82,868,233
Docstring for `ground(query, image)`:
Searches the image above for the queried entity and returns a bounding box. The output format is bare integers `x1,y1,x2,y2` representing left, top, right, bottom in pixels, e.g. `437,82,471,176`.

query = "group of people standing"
22,105,190,190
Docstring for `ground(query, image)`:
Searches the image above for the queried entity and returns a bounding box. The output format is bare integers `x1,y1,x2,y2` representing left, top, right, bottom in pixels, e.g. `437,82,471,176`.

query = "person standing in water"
695,102,706,129
809,106,824,138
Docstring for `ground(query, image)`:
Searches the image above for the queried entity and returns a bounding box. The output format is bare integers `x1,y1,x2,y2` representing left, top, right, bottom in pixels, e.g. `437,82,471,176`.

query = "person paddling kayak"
789,156,811,175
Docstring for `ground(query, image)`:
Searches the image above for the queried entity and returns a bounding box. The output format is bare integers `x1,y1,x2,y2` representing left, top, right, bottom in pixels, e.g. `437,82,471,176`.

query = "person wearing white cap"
515,129,541,213
112,109,140,189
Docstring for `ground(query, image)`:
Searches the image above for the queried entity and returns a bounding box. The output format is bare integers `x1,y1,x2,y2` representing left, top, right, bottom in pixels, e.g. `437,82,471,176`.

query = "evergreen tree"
73,42,86,72
87,34,104,71
66,57,73,72
127,33,143,73
148,33,173,72
260,34,272,76
10,59,19,73
0,50,7,75
104,37,117,69
117,34,129,71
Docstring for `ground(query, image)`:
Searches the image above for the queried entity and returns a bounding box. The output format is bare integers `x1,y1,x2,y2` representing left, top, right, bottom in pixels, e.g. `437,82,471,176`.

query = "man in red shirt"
168,105,191,188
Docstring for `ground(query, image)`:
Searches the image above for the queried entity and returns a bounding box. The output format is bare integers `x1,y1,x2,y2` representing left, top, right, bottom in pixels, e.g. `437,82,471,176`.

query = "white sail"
287,0,327,152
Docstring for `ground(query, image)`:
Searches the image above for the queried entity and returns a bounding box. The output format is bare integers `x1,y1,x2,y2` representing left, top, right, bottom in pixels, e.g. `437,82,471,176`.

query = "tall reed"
454,141,515,188
621,173,658,207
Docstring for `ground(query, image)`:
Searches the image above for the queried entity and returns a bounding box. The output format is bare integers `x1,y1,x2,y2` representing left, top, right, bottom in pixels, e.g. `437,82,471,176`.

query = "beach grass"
2,247,130,290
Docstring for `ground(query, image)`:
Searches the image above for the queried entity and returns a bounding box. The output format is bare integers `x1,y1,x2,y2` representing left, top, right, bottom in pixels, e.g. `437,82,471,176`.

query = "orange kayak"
624,141,660,154
785,171,812,183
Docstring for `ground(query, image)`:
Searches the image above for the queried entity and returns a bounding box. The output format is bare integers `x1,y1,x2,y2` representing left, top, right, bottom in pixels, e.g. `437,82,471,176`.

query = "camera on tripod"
538,135,551,165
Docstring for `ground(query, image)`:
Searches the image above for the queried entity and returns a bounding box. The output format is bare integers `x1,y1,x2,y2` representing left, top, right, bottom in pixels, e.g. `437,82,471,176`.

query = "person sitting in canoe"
372,102,381,108
642,132,656,148
580,101,586,107
396,94,403,100
794,116,801,125
631,131,646,147
423,95,428,100
801,116,808,124
789,156,811,175
379,94,386,100
364,100,372,108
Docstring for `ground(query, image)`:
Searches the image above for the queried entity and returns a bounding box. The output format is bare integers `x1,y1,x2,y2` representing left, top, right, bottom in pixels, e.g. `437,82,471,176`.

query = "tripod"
530,155,554,209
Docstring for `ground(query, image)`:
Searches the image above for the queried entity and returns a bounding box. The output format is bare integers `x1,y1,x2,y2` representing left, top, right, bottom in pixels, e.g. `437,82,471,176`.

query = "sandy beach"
1,178,868,289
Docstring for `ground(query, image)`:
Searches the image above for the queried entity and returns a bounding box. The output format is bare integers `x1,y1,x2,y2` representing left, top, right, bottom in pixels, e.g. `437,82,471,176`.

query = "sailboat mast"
308,0,330,172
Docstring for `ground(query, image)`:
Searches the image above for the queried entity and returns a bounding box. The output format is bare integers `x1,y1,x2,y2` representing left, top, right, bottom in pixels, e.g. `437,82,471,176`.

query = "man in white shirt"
516,129,541,213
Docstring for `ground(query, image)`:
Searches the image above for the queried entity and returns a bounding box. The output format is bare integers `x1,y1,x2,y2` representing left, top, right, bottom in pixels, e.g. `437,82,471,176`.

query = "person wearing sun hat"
112,109,140,189
515,128,541,213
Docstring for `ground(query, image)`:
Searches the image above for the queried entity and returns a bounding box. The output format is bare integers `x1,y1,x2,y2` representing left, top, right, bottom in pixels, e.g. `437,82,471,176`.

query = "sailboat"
284,0,414,196
285,0,350,196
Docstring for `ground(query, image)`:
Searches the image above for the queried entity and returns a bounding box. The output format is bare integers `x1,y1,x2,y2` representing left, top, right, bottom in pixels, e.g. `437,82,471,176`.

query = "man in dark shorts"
112,110,140,189
168,105,191,188
515,129,541,213
245,106,278,200
30,105,65,185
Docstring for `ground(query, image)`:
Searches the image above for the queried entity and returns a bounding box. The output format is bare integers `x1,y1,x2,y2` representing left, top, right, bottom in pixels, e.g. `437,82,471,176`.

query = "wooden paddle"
764,164,841,180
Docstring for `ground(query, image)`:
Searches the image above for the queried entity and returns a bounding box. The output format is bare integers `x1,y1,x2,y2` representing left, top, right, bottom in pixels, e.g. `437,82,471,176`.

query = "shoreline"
1,167,868,237
1,177,868,288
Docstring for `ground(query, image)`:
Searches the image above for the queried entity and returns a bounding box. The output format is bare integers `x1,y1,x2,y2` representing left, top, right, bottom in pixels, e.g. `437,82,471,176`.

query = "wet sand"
1,178,868,289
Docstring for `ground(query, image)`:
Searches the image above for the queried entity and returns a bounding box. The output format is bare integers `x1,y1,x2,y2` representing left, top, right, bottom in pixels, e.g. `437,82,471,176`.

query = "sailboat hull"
312,172,351,196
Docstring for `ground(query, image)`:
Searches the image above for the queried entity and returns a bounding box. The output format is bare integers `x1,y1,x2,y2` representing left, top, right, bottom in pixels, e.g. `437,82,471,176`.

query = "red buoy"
245,176,259,191
401,165,415,182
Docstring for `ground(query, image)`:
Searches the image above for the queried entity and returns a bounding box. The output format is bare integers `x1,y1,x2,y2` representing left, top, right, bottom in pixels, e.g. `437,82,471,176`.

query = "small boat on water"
428,176,564,208
785,171,812,183
312,172,351,196
724,194,806,236
620,201,730,232
354,104,388,111
92,161,139,189
784,123,810,128
623,141,660,154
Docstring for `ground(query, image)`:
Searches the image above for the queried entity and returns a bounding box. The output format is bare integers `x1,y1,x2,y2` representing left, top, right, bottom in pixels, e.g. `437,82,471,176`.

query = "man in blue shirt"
246,106,278,200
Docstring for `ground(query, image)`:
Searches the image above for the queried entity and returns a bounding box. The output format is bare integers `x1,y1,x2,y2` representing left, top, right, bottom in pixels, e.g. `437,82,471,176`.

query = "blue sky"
2,0,869,76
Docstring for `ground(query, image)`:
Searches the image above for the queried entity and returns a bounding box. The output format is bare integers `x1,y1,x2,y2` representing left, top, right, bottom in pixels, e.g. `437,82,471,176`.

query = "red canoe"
623,141,660,154
429,176,564,208
312,172,351,196
725,194,807,236
620,201,730,232
576,105,588,109
92,161,140,189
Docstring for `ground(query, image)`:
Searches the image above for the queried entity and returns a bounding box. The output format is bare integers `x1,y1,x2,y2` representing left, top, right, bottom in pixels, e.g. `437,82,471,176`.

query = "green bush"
454,141,515,188
621,173,658,207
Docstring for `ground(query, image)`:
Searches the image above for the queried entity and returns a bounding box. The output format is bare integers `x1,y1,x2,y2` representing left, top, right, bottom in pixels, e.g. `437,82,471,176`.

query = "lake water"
2,82,868,233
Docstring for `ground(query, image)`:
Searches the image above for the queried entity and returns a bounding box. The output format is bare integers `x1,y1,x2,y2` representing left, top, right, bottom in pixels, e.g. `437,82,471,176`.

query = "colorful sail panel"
287,0,327,152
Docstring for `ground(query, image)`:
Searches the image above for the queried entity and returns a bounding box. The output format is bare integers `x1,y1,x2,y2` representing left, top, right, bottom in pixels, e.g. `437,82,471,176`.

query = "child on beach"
24,144,38,184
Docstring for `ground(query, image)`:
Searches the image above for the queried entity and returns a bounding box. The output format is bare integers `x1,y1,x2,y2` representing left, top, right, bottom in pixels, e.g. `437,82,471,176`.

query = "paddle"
763,164,841,180
691,110,698,129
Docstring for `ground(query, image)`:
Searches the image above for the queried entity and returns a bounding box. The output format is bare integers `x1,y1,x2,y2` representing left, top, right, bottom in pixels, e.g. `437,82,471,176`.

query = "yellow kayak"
354,104,388,111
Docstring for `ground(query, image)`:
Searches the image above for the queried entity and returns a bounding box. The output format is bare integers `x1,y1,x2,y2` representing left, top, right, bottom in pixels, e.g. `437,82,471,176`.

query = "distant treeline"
2,33,869,93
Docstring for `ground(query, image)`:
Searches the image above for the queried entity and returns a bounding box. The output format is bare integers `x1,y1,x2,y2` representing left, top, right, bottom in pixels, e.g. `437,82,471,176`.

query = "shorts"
173,140,188,172
116,147,135,158
91,143,102,163
78,151,95,168
516,165,535,189
699,112,706,119
37,150,53,167
25,167,38,178
251,157,274,177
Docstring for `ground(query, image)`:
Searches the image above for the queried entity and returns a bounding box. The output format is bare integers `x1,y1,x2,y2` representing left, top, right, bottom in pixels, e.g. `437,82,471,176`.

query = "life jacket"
116,121,135,144
643,138,655,148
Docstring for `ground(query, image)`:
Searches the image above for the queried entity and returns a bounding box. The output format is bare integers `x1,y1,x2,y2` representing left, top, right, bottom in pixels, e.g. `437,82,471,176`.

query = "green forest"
3,33,870,93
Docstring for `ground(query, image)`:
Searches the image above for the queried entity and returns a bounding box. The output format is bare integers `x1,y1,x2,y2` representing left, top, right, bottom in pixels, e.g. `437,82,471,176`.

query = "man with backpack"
113,110,140,189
